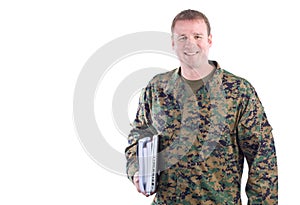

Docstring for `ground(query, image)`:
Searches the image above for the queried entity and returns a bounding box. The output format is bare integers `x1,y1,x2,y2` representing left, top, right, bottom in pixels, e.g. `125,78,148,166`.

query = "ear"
208,34,212,47
171,36,175,49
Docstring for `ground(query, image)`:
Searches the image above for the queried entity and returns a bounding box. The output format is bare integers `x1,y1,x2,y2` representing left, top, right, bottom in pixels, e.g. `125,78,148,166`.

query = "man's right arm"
125,86,153,184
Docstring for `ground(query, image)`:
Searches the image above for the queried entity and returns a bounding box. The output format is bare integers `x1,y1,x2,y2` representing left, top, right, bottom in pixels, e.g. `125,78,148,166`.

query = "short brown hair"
171,9,211,36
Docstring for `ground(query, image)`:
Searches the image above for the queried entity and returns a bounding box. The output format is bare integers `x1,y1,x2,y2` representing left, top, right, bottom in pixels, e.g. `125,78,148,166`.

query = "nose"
184,37,198,49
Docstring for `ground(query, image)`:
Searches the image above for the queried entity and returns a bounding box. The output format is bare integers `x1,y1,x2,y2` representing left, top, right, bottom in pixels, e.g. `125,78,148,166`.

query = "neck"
181,62,214,80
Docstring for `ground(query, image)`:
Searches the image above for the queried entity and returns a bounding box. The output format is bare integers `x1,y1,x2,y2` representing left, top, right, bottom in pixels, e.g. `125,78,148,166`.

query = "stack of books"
137,135,160,195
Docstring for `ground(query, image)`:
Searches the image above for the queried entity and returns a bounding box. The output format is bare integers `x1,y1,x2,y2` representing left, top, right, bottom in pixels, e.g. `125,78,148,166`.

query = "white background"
0,0,299,204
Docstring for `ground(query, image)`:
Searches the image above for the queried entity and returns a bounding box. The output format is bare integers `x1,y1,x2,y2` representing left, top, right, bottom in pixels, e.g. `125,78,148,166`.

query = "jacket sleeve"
124,84,153,183
237,84,278,204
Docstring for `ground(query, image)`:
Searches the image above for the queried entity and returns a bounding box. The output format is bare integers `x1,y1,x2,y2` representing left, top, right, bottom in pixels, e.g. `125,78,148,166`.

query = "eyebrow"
174,32,204,36
193,33,204,36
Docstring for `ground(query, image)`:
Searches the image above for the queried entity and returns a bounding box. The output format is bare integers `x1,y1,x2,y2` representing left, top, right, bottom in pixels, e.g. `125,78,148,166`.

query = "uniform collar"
166,60,222,93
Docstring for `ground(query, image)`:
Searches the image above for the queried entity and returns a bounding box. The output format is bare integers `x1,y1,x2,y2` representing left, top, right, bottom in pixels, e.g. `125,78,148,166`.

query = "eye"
194,35,203,40
177,36,187,42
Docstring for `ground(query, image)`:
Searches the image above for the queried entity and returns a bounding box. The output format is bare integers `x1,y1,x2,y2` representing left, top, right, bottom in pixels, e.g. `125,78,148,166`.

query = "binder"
137,135,160,195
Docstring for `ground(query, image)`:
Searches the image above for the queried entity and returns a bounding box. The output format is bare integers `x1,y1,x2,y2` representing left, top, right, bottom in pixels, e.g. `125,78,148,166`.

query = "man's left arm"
237,85,278,204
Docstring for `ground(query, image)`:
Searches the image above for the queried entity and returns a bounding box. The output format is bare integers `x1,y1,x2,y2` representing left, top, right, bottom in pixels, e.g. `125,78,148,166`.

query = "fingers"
133,172,151,197
133,173,141,193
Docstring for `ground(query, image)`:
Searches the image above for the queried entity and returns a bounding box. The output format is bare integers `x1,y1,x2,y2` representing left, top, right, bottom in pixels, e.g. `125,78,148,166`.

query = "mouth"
184,51,199,56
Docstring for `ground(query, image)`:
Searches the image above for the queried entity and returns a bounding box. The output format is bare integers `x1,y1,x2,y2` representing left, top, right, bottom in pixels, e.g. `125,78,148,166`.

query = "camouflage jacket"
125,61,278,205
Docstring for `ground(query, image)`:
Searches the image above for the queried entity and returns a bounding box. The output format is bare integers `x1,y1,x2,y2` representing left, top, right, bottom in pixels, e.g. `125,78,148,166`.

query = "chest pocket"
151,93,182,134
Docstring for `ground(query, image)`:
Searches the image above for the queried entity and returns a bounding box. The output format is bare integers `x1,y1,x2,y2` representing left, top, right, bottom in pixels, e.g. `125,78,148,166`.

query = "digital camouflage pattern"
125,61,278,205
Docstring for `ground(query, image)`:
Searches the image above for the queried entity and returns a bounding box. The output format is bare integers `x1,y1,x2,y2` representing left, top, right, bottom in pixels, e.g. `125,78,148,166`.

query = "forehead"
173,19,208,35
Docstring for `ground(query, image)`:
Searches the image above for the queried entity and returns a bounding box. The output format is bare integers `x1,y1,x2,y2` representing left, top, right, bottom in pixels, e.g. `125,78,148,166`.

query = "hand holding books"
136,135,160,196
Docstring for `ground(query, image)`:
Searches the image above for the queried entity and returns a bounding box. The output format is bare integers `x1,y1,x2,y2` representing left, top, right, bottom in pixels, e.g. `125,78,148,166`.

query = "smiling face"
172,19,212,70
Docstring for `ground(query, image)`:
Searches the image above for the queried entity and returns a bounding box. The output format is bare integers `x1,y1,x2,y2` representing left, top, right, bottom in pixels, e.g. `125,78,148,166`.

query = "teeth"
184,51,198,56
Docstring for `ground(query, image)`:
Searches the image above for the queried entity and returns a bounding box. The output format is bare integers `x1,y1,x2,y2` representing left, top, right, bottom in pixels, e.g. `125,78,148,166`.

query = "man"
125,9,278,205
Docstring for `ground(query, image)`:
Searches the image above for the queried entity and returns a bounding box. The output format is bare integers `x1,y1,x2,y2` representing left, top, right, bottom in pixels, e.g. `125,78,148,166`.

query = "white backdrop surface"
0,0,299,204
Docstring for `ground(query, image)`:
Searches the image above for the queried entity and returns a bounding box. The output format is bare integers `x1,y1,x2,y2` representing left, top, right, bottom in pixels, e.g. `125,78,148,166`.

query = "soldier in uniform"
125,9,278,205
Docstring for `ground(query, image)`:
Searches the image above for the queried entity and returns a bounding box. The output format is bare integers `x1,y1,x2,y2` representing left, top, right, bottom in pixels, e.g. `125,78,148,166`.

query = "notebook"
137,135,160,195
